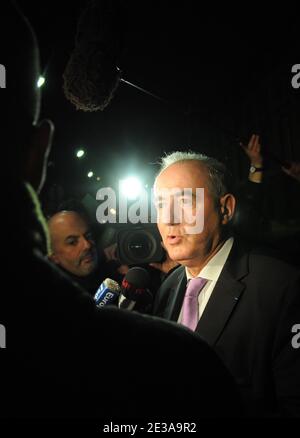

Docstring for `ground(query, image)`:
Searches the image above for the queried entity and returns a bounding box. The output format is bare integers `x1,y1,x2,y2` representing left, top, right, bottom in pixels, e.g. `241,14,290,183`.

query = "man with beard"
48,210,104,296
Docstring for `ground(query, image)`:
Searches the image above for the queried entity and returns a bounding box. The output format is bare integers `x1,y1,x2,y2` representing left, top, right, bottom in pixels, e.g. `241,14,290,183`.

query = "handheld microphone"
118,267,153,312
94,278,120,307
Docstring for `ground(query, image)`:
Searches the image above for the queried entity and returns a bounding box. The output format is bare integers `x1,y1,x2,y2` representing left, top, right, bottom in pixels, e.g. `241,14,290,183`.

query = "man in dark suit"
0,2,241,421
153,151,300,417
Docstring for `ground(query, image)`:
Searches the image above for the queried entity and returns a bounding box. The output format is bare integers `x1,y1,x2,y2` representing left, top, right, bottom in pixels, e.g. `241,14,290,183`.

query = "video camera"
116,223,164,265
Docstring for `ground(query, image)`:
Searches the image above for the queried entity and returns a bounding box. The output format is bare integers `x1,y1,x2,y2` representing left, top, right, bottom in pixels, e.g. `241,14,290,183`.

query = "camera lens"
127,232,154,261
117,225,164,265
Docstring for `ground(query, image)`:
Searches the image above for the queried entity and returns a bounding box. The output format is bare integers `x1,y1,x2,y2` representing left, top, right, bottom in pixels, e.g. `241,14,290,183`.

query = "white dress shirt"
178,237,234,324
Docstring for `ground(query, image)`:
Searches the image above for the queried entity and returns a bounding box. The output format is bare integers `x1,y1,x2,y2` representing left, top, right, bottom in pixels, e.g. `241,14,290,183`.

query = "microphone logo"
97,291,115,307
121,279,146,296
94,278,120,307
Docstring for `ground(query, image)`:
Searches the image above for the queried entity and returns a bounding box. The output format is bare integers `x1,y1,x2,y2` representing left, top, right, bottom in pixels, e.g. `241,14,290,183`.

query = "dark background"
16,1,300,250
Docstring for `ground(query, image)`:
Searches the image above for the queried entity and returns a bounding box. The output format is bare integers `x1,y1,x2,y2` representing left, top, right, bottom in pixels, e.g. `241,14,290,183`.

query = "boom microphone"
118,267,153,312
63,0,122,112
94,278,120,307
63,1,166,112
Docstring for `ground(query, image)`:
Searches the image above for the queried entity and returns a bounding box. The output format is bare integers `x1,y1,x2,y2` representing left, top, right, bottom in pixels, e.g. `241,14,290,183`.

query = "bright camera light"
76,149,85,158
120,176,143,200
37,76,45,88
87,171,94,178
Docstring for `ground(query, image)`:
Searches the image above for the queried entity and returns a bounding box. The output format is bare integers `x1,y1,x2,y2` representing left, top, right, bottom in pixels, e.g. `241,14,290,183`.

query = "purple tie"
181,277,207,331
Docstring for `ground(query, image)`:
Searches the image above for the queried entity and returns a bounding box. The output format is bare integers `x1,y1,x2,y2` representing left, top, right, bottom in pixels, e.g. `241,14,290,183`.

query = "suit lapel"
195,269,245,345
195,241,249,346
165,268,187,321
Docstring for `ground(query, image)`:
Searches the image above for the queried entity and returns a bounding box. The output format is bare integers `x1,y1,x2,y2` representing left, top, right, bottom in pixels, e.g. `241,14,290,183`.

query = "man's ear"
49,252,60,265
24,119,54,193
220,193,236,225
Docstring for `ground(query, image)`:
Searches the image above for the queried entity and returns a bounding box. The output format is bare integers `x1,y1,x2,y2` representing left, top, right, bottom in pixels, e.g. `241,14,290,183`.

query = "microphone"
94,278,120,307
118,267,153,312
63,0,122,112
63,1,166,112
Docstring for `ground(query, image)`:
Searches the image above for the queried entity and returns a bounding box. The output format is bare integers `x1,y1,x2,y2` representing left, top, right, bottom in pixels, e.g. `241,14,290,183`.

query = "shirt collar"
186,237,234,281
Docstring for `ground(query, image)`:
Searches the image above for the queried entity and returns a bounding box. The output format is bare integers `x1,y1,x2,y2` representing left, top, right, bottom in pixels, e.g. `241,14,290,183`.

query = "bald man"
48,210,98,277
47,210,107,295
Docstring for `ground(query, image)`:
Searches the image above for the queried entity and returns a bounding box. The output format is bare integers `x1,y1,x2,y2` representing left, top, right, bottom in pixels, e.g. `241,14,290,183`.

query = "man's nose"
82,236,93,250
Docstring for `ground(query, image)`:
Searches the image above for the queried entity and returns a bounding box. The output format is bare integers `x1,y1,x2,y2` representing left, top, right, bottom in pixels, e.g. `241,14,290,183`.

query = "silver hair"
156,151,232,201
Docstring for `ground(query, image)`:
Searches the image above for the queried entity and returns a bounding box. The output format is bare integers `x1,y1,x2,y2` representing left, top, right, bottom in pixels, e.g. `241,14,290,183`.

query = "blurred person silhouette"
232,134,265,240
282,161,300,183
0,1,241,420
237,135,300,266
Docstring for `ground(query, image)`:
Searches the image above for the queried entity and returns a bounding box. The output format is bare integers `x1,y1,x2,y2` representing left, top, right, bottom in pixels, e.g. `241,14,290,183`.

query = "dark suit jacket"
153,240,300,417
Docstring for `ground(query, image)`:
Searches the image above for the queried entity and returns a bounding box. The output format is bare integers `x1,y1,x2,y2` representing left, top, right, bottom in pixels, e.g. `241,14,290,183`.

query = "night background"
16,0,300,255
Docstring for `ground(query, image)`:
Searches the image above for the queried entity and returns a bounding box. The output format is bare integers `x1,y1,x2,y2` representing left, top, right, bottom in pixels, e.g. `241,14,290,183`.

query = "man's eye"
67,239,77,246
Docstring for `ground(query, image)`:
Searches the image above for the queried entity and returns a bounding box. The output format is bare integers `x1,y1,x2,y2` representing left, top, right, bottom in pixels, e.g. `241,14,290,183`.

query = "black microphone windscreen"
124,267,151,289
63,0,123,112
121,267,153,305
